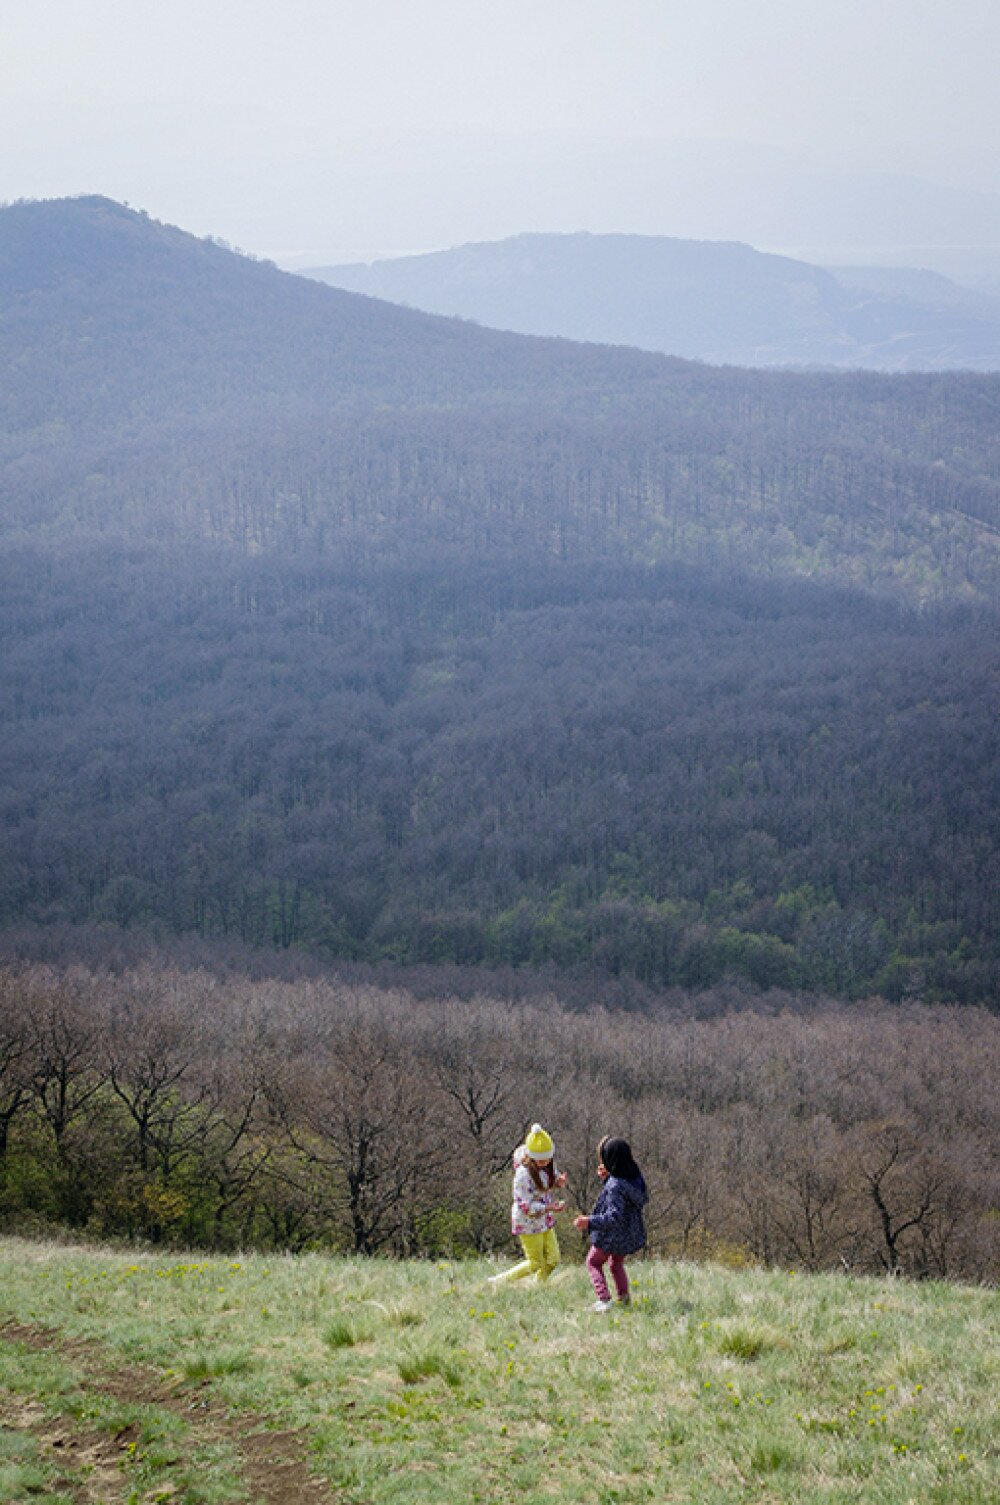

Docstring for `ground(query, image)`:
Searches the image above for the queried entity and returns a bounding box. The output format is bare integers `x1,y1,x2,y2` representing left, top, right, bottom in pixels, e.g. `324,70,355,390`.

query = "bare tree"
198,1052,273,1247
0,961,995,1279
274,1028,447,1255
104,987,210,1179
768,1115,849,1270
854,1121,950,1276
0,974,33,1162
642,1106,721,1258
26,976,109,1223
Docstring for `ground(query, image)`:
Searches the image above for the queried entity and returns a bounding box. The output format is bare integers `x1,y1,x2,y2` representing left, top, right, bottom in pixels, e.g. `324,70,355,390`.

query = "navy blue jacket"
587,1172,648,1256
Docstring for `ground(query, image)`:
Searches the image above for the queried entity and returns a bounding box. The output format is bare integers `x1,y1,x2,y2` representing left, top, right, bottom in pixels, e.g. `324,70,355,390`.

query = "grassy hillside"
0,1238,996,1504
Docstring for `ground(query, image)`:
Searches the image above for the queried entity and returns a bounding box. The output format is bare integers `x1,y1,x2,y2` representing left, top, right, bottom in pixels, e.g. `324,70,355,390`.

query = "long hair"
525,1157,556,1190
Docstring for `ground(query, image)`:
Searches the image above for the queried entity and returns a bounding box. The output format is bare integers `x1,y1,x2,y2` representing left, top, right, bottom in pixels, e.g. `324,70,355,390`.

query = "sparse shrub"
388,1308,424,1329
323,1320,361,1350
718,1326,768,1361
397,1349,459,1386
750,1440,797,1473
183,1350,252,1379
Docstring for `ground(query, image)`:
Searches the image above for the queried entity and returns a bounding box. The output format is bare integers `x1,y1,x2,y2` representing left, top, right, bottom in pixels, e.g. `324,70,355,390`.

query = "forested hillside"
2,199,999,590
1,197,999,1002
3,551,998,1001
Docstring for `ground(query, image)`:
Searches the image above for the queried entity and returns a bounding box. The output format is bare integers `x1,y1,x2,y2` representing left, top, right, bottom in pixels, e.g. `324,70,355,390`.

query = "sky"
3,0,1000,264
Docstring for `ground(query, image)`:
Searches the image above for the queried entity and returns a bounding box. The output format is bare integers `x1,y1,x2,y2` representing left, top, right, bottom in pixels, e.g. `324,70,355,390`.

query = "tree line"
1,961,996,1283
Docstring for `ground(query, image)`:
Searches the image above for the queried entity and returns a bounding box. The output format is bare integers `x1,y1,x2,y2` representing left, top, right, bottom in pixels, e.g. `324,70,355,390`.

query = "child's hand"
573,1215,589,1231
554,1171,568,1187
551,1201,566,1214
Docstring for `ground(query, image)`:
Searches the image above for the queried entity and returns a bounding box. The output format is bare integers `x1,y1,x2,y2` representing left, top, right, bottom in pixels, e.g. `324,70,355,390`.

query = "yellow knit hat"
525,1123,554,1161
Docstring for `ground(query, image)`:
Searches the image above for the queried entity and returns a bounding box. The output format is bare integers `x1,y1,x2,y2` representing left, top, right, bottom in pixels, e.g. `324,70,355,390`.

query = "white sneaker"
591,1299,613,1313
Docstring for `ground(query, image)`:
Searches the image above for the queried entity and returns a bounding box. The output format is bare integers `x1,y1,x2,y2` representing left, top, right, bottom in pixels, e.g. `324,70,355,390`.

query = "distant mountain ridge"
823,263,1000,316
250,134,1000,278
305,232,1000,372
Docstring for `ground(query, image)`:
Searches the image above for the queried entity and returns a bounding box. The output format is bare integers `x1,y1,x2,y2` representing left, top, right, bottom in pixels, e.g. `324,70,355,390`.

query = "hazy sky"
4,0,1000,259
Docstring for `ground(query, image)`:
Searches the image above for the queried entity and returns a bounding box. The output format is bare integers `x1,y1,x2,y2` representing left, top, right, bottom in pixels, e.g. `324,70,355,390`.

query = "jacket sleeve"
587,1181,627,1240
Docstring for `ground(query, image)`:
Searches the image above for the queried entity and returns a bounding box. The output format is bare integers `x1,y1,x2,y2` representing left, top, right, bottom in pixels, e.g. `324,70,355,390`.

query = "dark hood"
613,1172,648,1207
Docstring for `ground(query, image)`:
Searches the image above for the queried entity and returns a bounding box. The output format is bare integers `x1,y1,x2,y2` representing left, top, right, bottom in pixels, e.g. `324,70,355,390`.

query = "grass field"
0,1236,996,1504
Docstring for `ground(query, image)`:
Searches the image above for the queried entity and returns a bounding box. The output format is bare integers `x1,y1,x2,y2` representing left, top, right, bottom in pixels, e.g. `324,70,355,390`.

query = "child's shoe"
591,1299,613,1313
617,1293,631,1306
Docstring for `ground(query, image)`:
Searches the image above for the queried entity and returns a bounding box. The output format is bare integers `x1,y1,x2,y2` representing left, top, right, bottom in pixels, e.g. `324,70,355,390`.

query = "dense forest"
1,962,996,1281
2,548,997,1002
0,197,999,1003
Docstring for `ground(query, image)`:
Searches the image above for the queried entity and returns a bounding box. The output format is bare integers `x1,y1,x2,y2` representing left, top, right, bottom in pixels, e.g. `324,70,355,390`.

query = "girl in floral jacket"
490,1123,567,1285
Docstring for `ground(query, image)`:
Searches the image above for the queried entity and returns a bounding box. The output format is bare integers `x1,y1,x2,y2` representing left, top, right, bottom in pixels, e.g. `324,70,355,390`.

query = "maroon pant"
586,1245,628,1302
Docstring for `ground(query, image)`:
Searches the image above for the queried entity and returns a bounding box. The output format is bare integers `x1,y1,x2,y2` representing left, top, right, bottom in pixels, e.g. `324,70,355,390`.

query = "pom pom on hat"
525,1123,554,1161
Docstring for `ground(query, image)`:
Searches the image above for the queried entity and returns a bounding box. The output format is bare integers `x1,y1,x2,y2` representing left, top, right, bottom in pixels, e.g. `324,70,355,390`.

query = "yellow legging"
495,1230,560,1283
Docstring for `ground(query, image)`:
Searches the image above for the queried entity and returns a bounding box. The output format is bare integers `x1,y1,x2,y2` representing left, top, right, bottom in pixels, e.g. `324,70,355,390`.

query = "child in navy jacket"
574,1136,648,1312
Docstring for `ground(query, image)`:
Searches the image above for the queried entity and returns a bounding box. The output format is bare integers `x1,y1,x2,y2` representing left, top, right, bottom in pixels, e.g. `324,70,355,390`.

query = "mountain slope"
305,232,1000,372
825,262,1000,319
1,196,999,1000
260,133,1000,273
2,198,999,595
0,198,680,439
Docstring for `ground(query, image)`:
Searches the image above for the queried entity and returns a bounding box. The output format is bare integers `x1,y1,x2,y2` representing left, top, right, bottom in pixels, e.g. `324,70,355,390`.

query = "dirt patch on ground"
0,1389,136,1504
1,1318,336,1504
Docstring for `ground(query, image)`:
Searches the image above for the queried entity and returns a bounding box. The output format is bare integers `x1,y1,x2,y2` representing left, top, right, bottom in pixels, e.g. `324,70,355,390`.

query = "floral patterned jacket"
510,1145,562,1235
